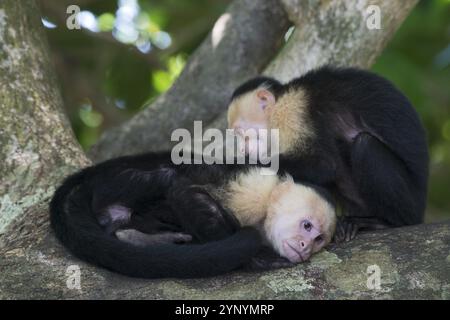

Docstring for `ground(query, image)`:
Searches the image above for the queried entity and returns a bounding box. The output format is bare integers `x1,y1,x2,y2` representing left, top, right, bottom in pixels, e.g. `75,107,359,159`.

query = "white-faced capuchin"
227,66,429,242
50,152,336,279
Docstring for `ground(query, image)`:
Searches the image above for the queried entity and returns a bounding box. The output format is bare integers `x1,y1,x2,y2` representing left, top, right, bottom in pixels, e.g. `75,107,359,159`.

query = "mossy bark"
0,0,89,247
1,222,449,299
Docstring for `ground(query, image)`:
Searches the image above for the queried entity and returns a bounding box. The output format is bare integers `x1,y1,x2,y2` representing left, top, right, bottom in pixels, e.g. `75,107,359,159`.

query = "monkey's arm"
334,132,417,242
167,179,240,243
278,154,337,187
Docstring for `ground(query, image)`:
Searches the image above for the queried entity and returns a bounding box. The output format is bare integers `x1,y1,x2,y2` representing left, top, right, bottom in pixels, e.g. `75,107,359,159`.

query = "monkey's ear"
256,89,275,110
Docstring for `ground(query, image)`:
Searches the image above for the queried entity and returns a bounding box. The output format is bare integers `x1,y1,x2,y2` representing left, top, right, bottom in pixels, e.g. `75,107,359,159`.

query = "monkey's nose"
298,239,312,255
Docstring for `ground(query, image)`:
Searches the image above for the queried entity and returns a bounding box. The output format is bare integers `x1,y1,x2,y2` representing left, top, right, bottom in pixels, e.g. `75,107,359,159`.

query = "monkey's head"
265,178,336,263
227,77,282,158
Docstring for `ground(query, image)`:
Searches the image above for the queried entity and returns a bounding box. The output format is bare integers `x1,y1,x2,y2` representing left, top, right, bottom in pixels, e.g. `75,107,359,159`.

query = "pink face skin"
265,181,335,264
234,125,268,157
228,89,276,158
281,218,326,263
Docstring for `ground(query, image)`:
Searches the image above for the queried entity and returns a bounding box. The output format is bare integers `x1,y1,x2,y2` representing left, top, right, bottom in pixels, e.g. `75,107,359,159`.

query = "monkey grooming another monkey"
228,66,429,242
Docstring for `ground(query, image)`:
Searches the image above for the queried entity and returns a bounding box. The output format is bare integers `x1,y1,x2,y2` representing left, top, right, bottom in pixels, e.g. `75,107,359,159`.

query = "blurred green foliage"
39,0,449,220
372,0,450,221
40,0,227,148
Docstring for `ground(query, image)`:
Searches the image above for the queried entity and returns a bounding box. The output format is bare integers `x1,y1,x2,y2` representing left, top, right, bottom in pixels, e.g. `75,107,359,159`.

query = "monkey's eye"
303,220,312,232
315,235,324,243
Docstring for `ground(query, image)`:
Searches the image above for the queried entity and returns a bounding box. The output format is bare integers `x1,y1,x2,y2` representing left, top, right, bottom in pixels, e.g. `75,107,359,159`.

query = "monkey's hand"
243,246,294,272
115,229,193,247
333,216,389,243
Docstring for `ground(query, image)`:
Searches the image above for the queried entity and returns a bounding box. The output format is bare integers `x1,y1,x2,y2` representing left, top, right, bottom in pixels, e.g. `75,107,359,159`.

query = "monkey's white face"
228,89,275,159
265,181,336,263
234,126,270,160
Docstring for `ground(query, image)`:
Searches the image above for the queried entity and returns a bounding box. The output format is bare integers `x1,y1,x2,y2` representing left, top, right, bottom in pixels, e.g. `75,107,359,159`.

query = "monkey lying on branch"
50,66,428,279
50,152,336,279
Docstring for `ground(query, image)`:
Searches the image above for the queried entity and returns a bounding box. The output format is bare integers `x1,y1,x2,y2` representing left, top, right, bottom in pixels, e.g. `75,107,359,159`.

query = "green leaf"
97,13,115,32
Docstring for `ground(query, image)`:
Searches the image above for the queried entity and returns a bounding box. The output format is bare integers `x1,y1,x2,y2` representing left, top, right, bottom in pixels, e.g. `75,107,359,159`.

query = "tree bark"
1,222,449,299
266,0,419,80
2,0,446,300
88,0,291,162
0,0,89,247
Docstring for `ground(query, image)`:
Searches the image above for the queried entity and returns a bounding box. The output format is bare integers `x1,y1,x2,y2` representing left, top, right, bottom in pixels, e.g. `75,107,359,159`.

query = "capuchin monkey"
227,66,429,242
116,170,335,264
213,169,335,263
50,152,335,279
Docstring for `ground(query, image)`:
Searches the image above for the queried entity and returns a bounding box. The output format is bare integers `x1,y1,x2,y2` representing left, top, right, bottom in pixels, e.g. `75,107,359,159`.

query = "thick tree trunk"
266,0,419,80
0,0,89,247
1,0,447,300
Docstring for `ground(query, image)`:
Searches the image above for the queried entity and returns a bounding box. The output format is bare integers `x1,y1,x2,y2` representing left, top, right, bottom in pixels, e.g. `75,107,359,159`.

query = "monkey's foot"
115,229,192,247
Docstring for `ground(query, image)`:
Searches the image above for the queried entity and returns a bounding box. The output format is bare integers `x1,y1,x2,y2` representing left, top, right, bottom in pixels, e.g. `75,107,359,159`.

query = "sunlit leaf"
98,13,115,31
79,104,104,128
151,55,186,93
147,19,161,34
167,55,186,77
152,70,172,93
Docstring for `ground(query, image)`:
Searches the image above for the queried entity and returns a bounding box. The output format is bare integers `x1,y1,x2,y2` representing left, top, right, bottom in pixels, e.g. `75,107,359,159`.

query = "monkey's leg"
94,167,181,234
115,229,192,247
167,181,239,243
97,204,132,234
339,132,418,241
97,202,181,235
127,209,182,234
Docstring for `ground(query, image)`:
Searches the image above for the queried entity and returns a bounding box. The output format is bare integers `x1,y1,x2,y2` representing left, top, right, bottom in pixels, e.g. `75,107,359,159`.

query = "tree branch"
1,222,448,299
88,0,290,162
0,0,89,245
89,0,418,159
206,0,419,131
266,0,418,80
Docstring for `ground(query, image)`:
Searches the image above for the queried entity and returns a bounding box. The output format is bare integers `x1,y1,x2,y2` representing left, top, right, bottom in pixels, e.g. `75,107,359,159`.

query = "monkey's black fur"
233,66,429,238
50,152,263,279
231,77,283,101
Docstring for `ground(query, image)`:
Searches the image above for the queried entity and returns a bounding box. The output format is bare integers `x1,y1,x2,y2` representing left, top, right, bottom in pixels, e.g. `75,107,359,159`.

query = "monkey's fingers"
345,222,358,242
243,246,295,272
336,216,390,243
171,233,194,244
245,257,294,272
333,220,347,243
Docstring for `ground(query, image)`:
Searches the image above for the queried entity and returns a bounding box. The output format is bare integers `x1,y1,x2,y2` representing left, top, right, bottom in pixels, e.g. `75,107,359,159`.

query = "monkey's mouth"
282,239,307,263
